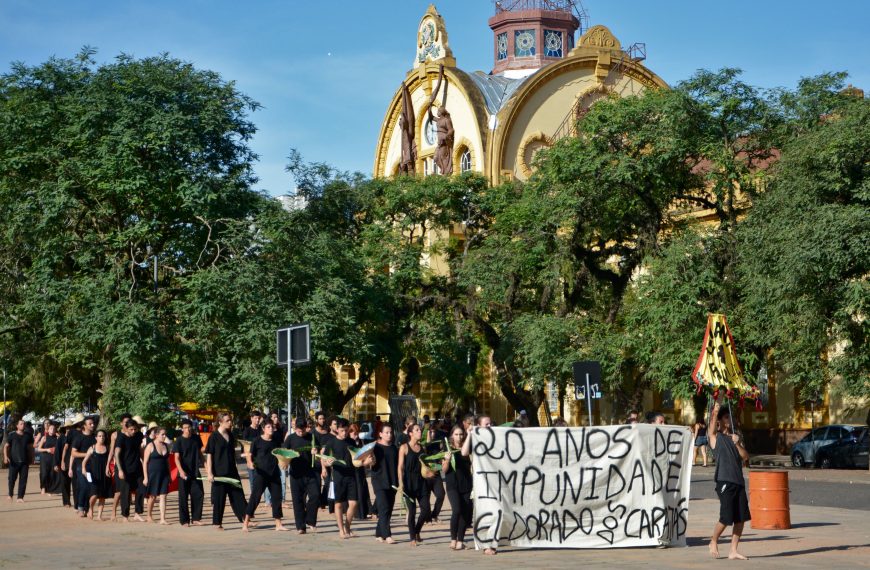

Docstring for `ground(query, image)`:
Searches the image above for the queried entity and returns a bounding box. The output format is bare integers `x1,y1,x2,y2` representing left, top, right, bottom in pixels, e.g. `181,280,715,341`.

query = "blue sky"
1,1,867,196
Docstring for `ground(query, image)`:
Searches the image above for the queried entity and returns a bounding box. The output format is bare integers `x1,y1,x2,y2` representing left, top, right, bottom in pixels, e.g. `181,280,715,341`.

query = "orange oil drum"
748,470,791,529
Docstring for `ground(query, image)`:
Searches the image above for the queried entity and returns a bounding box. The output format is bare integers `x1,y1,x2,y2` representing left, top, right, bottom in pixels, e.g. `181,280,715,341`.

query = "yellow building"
344,3,867,453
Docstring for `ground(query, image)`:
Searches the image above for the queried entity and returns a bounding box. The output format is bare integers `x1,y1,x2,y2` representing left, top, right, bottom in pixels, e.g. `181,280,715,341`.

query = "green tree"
738,93,870,401
0,50,261,423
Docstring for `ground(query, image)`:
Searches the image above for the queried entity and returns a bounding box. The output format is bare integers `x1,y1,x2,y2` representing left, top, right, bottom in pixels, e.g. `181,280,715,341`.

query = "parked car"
791,424,864,467
815,427,869,469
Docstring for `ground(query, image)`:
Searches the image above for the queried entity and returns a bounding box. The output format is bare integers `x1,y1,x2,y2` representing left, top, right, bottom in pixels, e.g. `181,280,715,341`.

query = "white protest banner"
471,425,693,549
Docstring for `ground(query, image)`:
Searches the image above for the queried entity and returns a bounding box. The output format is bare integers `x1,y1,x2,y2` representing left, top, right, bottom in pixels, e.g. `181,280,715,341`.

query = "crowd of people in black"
2,409,485,551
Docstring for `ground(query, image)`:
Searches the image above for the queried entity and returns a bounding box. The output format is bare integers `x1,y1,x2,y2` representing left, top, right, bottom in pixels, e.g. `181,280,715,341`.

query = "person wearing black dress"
243,420,288,532
3,418,34,502
36,421,62,496
284,418,320,534
348,423,372,520
142,427,171,525
54,423,72,507
206,413,247,530
82,429,113,521
372,423,399,543
173,418,205,527
398,423,429,546
442,425,473,550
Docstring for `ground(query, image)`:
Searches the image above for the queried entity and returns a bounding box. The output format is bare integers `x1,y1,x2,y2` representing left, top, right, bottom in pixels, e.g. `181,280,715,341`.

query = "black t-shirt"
118,431,145,475
371,443,399,491
54,433,67,466
313,429,333,467
6,431,33,463
171,435,202,476
241,426,261,442
72,431,96,467
205,431,239,478
64,430,80,465
250,436,279,477
284,433,315,478
324,436,354,480
272,424,287,444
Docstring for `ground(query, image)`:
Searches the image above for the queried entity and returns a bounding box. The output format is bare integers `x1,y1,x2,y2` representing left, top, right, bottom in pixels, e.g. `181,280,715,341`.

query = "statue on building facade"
427,65,454,175
399,81,417,175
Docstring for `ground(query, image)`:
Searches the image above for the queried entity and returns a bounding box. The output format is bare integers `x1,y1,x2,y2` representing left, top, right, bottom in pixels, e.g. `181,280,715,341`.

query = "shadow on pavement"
751,543,870,557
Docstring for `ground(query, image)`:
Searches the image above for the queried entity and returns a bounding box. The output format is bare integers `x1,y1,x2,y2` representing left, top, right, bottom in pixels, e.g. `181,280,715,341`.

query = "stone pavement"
1,466,868,569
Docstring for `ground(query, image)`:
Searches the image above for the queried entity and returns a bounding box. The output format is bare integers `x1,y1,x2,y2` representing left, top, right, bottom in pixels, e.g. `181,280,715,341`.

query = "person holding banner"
460,415,496,555
397,424,429,546
708,400,750,560
442,425,472,550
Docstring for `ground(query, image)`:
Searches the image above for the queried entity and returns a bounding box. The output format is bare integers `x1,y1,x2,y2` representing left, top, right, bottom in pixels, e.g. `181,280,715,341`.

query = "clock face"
425,118,437,145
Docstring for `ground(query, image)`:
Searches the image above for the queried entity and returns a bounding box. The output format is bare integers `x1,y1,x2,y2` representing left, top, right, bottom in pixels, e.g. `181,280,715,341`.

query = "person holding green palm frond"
284,418,320,534
442,425,472,550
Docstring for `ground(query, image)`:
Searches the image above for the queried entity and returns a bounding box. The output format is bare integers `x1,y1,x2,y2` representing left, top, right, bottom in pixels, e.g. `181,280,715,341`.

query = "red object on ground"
749,470,791,529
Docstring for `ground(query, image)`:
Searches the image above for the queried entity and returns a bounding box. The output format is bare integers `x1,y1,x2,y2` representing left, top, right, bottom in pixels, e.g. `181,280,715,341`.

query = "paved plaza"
1,465,868,569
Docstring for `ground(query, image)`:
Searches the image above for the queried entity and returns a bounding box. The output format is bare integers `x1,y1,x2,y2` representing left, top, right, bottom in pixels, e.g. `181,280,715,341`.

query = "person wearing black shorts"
322,418,372,538
708,400,750,560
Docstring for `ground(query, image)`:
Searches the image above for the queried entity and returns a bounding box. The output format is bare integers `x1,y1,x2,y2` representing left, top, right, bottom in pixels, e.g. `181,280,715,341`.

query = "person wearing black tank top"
142,427,171,525
708,401,750,560
442,425,472,550
82,429,112,520
397,424,429,546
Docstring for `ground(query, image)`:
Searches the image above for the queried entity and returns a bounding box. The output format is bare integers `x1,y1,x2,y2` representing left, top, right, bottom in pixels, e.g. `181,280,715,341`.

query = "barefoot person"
69,416,96,517
371,423,398,544
322,418,370,539
461,415,497,554
142,427,171,525
107,413,132,520
708,400,751,560
114,419,145,522
206,413,248,530
284,418,319,534
36,421,62,496
397,424,429,546
3,418,34,502
243,420,288,532
173,418,205,527
443,425,472,550
82,429,113,521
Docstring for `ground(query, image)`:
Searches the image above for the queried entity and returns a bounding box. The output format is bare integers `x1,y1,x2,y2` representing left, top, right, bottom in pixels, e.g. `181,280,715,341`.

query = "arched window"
460,149,472,173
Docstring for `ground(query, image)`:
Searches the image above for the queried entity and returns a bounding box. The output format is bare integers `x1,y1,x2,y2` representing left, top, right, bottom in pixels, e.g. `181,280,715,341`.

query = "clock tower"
489,0,581,78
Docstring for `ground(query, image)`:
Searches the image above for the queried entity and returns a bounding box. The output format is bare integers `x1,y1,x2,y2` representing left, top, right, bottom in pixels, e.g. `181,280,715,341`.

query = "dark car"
816,427,869,469
790,424,863,467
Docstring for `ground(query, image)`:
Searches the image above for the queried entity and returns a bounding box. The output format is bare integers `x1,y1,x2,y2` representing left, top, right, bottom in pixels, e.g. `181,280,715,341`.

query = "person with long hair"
36,421,62,496
442,425,472,550
461,415,496,555
142,427,171,524
348,423,372,520
371,423,398,544
107,413,132,520
321,418,371,539
397,424,429,546
54,423,72,507
82,429,113,521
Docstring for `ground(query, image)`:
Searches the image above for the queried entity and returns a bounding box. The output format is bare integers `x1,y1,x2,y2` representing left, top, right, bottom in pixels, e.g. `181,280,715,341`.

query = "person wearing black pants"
442,425,473,549
114,419,145,521
284,418,319,533
3,419,34,501
371,424,399,543
398,424,430,545
173,419,204,526
69,417,96,516
206,413,247,529
54,426,72,507
425,474,445,523
243,421,287,531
